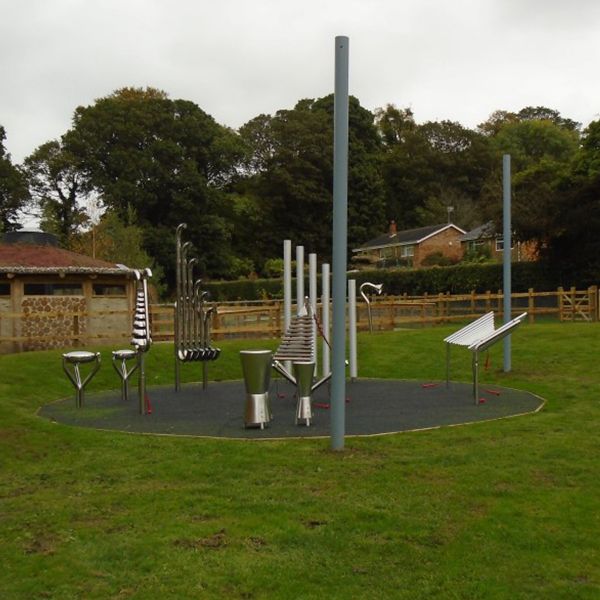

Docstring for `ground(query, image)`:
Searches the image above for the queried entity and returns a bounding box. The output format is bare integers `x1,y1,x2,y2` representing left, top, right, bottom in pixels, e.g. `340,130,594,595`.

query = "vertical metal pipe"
472,351,479,405
348,279,357,381
331,35,349,451
503,154,512,372
138,352,146,415
174,304,180,390
296,245,304,315
446,343,450,388
283,240,292,333
322,263,330,375
174,224,186,391
309,252,318,376
283,240,293,375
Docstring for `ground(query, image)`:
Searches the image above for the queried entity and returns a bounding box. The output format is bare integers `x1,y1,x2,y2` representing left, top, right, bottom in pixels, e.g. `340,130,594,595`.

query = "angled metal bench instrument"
444,311,527,404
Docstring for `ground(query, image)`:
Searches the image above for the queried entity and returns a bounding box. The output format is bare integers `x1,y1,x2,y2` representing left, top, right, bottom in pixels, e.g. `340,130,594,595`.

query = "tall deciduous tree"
375,105,432,227
23,140,90,247
375,106,492,230
0,126,29,231
237,95,386,262
484,117,580,243
546,119,600,283
64,87,246,282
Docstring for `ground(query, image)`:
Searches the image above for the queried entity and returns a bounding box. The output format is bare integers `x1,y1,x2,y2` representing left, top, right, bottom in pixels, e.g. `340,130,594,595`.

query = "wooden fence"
1,286,598,352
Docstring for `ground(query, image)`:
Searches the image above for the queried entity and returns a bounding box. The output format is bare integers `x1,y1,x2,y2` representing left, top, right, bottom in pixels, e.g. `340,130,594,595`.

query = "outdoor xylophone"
174,223,221,391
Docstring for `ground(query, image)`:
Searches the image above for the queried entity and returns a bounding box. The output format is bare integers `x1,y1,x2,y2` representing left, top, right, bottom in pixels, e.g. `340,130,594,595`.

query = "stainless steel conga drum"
240,350,273,429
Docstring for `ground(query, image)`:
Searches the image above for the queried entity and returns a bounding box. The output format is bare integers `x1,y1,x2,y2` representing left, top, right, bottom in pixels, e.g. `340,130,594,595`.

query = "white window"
495,238,514,252
401,245,414,257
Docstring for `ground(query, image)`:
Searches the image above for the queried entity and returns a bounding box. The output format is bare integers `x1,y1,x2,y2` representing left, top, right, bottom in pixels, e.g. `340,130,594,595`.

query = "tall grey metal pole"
283,240,292,333
296,245,304,315
503,154,512,372
322,263,330,376
348,279,357,381
283,240,292,374
309,252,318,376
331,35,349,451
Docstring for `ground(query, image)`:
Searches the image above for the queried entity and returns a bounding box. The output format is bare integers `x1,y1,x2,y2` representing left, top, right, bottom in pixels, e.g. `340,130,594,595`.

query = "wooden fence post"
558,287,564,321
528,288,535,323
571,286,577,320
587,286,597,322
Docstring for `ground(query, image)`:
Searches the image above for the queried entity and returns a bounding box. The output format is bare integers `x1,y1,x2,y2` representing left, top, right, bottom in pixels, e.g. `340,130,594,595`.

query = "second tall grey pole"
331,35,349,451
503,154,512,372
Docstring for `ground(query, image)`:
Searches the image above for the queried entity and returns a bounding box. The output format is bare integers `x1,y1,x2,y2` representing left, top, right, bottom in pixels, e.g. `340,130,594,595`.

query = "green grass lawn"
1,323,599,599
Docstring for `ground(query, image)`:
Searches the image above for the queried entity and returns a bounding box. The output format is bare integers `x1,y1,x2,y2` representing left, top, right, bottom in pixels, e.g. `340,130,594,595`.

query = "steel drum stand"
111,349,138,401
62,351,101,408
293,361,315,426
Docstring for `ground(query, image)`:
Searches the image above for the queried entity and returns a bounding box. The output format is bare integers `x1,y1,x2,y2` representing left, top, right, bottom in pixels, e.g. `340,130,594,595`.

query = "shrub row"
204,261,586,302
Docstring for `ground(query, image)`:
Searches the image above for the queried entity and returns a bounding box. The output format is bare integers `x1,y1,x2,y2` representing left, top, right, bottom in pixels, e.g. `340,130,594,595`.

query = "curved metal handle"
359,282,383,333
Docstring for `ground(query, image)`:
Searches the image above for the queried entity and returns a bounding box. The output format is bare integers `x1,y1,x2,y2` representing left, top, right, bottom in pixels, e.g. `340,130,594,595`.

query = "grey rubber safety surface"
39,378,544,439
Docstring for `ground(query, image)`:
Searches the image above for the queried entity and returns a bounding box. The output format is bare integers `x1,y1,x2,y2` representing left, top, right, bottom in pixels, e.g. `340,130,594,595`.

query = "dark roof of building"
1,230,59,246
0,243,131,275
459,222,497,242
353,223,466,252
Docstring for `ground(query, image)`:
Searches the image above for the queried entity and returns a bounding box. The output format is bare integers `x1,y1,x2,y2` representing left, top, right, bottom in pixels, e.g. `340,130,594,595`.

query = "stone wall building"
0,232,137,353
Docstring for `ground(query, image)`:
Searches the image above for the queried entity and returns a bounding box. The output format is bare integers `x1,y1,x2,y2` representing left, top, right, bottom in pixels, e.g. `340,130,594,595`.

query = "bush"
203,260,586,302
262,258,284,278
421,251,455,267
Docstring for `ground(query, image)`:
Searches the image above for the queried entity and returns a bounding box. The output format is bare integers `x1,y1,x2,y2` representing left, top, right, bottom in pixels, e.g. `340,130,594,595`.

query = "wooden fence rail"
1,287,597,352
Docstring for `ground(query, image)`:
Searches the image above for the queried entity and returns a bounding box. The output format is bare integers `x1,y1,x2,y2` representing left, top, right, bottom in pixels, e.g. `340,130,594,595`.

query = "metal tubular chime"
131,268,153,414
174,223,221,391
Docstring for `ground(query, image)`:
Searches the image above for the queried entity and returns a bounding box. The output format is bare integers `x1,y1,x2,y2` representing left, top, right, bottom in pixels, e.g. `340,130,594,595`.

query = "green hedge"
204,261,577,302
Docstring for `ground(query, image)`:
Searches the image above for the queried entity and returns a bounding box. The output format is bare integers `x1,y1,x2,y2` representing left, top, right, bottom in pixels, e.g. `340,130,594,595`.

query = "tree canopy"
236,95,386,262
61,87,246,284
0,126,29,231
9,92,600,293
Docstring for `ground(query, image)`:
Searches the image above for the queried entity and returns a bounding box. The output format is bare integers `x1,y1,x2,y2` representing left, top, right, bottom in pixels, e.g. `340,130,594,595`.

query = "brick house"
460,222,538,262
0,231,138,352
352,222,466,268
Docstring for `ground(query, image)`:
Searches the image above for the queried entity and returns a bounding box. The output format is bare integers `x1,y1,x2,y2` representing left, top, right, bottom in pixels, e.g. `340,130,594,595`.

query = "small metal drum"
293,361,315,426
240,350,273,429
111,349,138,401
62,351,101,408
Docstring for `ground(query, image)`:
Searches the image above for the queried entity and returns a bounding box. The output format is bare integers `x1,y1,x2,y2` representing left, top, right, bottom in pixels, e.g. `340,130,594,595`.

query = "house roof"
0,243,131,275
353,223,466,252
459,222,497,242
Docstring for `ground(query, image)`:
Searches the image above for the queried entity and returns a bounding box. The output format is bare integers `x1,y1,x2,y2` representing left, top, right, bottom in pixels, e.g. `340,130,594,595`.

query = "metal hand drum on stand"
240,350,273,429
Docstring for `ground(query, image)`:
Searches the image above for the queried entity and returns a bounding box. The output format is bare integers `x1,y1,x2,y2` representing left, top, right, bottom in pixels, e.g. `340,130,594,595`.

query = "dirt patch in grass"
245,536,267,550
23,532,60,556
173,529,227,550
303,519,328,529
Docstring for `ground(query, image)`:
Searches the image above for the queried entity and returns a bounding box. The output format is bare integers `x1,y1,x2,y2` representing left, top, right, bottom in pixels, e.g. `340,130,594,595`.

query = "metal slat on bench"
444,312,495,346
468,313,527,353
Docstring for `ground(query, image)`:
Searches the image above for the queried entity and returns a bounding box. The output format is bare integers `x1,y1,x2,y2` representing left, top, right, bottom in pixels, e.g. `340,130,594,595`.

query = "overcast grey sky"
1,0,599,164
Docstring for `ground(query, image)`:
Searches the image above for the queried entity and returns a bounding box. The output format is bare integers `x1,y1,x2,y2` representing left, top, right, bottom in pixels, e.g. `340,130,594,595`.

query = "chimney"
389,220,397,235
